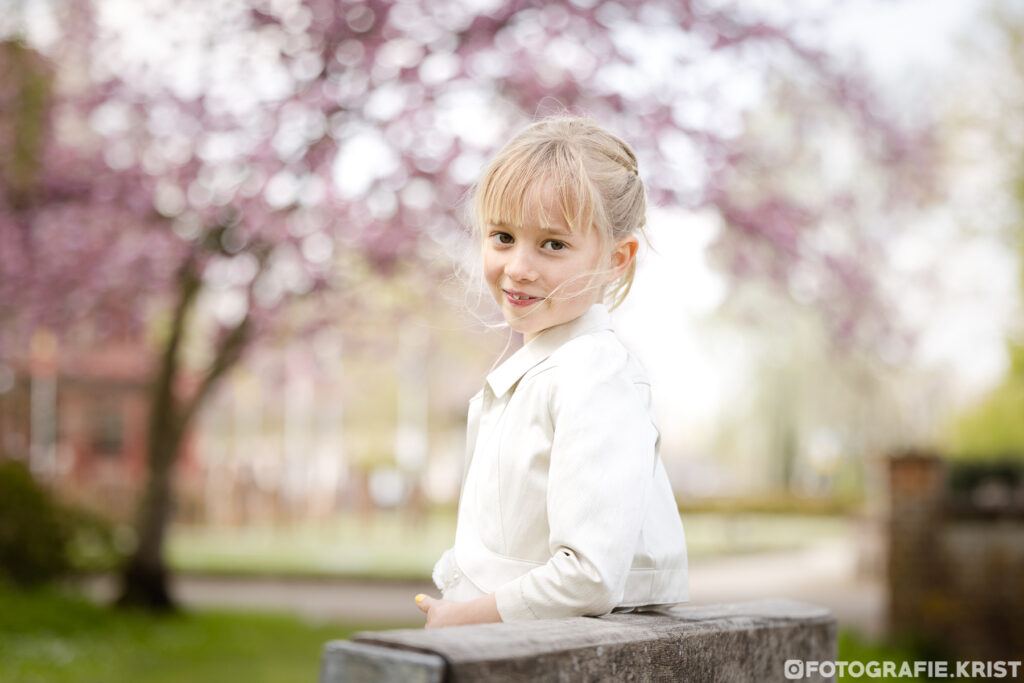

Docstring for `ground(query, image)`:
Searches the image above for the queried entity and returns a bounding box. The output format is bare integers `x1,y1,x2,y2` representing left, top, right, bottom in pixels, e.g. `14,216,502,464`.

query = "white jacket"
432,304,689,621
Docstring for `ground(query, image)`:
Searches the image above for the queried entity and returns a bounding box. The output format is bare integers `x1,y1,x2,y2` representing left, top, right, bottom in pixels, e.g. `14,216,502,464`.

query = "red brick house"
0,337,199,521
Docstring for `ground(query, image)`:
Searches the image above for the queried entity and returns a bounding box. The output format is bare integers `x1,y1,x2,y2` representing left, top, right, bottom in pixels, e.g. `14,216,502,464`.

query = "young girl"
415,116,688,628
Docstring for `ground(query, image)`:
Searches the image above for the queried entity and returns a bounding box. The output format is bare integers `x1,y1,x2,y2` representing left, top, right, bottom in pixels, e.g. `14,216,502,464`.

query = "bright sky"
817,0,1018,397
614,209,733,456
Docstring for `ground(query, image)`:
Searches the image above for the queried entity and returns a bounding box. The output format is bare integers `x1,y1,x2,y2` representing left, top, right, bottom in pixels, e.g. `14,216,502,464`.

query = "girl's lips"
503,289,544,307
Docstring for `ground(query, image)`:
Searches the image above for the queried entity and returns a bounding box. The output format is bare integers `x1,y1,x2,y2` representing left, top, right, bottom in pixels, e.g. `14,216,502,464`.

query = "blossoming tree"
0,0,934,608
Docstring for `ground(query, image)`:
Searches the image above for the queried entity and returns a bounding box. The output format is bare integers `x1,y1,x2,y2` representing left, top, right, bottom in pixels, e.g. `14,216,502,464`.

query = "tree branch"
149,254,201,449
176,313,251,436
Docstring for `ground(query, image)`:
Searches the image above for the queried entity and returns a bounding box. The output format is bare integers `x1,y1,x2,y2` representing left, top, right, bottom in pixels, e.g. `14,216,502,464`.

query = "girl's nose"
505,247,537,282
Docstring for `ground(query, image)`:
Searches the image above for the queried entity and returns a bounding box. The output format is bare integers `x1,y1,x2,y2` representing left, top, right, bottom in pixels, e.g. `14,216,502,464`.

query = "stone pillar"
887,451,944,638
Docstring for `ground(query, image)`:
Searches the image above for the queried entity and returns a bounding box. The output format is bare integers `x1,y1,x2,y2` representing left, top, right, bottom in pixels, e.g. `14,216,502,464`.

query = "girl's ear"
610,236,639,278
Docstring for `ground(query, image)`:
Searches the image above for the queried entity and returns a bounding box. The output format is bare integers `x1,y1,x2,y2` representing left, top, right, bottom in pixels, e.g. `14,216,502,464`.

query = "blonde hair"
472,116,647,309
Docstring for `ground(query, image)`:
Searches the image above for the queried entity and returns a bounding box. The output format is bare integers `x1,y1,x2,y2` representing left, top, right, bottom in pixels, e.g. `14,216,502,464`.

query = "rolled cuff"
493,578,538,622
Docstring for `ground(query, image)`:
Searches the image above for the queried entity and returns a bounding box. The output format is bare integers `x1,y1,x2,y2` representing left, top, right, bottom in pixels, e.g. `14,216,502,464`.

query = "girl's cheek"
481,251,503,282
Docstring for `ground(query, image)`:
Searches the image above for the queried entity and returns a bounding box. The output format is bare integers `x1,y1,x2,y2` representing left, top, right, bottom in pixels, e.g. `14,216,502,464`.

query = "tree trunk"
115,258,199,611
115,248,254,610
117,435,180,610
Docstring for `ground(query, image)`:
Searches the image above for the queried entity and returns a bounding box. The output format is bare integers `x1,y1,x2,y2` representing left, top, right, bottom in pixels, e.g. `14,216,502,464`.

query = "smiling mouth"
503,289,544,306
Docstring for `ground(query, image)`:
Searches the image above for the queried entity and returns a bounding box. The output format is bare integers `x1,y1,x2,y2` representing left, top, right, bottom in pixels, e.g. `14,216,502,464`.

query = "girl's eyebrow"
491,220,572,237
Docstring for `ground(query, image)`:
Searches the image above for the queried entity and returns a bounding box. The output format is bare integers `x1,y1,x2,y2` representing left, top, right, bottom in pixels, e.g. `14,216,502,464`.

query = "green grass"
2,581,921,683
0,582,414,683
837,630,926,682
167,509,457,579
165,509,848,579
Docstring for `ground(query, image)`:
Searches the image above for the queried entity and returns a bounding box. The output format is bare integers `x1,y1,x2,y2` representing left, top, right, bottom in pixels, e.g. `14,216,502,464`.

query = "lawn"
1,581,921,683
166,509,849,579
0,582,414,683
166,508,458,579
837,630,926,682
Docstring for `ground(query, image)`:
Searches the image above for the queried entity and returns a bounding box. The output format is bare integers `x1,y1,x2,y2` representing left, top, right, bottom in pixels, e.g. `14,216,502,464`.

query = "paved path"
686,540,883,639
81,540,883,637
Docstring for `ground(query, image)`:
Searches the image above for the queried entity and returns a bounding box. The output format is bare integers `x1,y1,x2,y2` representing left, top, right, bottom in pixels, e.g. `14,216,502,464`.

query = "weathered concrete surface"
321,599,837,682
320,641,444,683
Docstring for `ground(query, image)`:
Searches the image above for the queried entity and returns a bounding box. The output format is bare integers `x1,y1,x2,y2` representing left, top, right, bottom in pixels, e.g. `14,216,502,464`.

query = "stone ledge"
320,598,837,682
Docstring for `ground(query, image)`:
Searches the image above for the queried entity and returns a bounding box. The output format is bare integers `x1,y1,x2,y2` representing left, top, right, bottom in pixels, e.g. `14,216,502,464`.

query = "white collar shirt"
433,304,689,621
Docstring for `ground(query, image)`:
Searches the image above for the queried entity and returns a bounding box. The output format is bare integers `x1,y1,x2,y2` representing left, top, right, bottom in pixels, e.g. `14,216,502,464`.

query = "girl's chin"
502,315,543,338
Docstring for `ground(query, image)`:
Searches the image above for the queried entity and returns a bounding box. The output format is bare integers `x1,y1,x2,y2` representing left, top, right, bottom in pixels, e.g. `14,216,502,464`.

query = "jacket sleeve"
493,353,658,620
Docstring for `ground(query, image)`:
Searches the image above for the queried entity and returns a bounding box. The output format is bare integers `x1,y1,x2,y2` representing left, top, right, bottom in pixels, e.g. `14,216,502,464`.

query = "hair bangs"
475,141,598,236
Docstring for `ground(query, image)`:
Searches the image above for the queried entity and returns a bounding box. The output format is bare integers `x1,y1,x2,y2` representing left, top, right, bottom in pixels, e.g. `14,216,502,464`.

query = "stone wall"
321,599,836,683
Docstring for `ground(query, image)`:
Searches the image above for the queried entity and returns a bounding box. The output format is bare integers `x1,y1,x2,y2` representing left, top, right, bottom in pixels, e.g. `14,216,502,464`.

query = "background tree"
942,1,1024,458
0,0,935,609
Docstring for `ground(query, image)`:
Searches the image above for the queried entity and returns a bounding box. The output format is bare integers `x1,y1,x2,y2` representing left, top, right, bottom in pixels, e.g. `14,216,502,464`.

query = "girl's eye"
491,232,513,245
544,240,566,251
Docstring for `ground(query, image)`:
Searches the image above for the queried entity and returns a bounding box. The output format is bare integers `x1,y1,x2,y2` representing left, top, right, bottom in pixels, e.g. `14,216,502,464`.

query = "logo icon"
784,660,804,679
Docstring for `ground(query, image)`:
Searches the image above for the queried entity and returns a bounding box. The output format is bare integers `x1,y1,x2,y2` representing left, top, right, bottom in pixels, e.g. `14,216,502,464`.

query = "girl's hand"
415,594,460,628
414,593,502,629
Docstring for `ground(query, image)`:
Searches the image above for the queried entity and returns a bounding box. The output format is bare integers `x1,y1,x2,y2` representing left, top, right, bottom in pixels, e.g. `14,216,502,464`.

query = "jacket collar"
485,304,614,399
